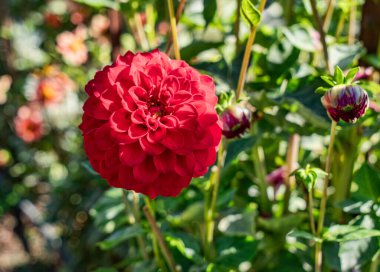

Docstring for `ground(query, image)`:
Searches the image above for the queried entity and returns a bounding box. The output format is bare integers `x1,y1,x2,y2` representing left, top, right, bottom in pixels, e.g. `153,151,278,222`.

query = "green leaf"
320,75,335,86
166,233,203,264
225,136,256,168
352,163,380,201
241,0,262,28
287,230,322,243
334,66,344,84
258,213,308,234
323,225,380,242
180,41,224,62
345,67,360,84
98,224,145,250
203,0,217,27
329,44,365,70
283,25,315,52
74,0,119,9
94,268,118,272
215,236,258,268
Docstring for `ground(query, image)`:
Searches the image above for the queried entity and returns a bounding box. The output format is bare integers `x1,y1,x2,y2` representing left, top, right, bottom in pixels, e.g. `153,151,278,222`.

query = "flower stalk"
167,0,181,60
235,0,267,100
143,198,178,272
315,120,337,272
204,138,226,260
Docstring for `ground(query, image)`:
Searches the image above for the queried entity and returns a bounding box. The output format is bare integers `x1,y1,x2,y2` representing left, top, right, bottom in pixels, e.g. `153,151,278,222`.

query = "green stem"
309,0,332,73
283,134,300,215
323,0,335,32
143,198,177,272
204,139,226,260
285,0,295,25
234,0,241,55
235,0,267,100
134,13,149,51
146,3,157,49
348,0,356,45
370,250,380,272
315,121,337,272
252,144,270,215
122,191,149,260
335,12,345,39
308,188,316,235
167,0,181,59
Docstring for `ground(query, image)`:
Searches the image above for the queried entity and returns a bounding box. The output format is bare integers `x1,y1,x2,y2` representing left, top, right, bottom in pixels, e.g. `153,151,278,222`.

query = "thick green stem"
204,139,226,260
285,0,295,25
143,198,177,272
283,134,300,215
167,0,181,59
235,0,267,100
252,145,271,215
309,0,332,73
308,189,316,235
315,121,337,272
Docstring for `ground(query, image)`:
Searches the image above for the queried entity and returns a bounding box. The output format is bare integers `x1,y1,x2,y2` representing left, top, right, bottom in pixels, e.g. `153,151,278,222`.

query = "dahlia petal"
174,103,198,129
134,71,152,91
139,137,165,155
129,86,148,106
116,51,135,66
194,148,217,168
83,96,111,120
198,104,219,128
153,150,176,173
147,126,166,143
108,65,128,85
175,154,196,177
162,129,184,150
128,123,148,139
110,130,136,144
110,109,131,132
160,115,179,128
79,114,106,134
155,173,191,197
133,157,159,183
200,75,218,106
95,123,115,151
118,166,134,186
119,142,146,166
131,108,147,124
146,117,159,131
100,86,122,111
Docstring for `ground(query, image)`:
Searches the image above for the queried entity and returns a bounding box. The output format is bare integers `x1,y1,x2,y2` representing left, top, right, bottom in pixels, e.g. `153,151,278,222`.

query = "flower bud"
321,85,369,123
266,166,285,190
221,104,251,139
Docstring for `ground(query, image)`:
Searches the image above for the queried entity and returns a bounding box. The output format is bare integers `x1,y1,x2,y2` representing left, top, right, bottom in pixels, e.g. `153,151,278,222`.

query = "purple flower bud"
321,85,369,123
266,166,285,190
221,105,251,139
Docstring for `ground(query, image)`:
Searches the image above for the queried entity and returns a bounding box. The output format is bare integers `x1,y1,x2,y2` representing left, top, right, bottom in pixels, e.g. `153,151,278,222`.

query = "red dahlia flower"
80,50,222,198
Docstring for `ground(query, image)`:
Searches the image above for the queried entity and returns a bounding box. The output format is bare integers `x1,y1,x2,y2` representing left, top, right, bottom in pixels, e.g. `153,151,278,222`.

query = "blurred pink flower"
90,14,110,38
266,166,285,191
25,65,76,105
14,104,45,143
56,27,88,66
44,12,62,28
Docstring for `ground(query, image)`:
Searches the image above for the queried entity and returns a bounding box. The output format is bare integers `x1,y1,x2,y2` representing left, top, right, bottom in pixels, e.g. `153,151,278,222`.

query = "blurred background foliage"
0,0,380,271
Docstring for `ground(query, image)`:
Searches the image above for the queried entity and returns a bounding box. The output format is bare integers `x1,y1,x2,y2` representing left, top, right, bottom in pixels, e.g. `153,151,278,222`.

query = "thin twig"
165,0,186,54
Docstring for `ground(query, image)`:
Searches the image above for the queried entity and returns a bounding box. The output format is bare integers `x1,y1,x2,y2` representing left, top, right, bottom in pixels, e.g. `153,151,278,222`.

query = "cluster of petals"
80,50,222,198
25,65,76,105
321,85,369,123
14,104,44,143
56,26,88,66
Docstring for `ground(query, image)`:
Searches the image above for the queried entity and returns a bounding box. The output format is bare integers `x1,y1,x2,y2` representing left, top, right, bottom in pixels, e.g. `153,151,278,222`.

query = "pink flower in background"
56,27,88,66
14,104,45,143
266,166,285,191
90,14,110,38
25,65,76,105
80,50,222,198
